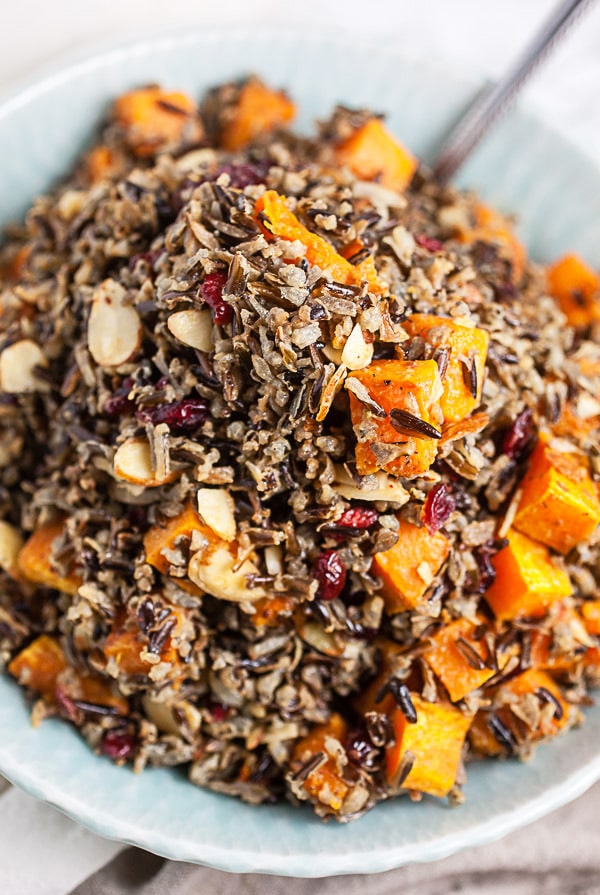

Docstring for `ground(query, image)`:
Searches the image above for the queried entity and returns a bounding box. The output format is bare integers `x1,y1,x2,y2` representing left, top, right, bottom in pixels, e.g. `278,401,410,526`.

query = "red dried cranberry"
103,377,135,417
415,234,444,252
423,482,455,535
208,702,229,722
503,407,537,461
101,730,136,761
54,685,79,722
338,507,379,529
214,162,268,188
200,272,232,325
137,397,208,433
312,550,347,601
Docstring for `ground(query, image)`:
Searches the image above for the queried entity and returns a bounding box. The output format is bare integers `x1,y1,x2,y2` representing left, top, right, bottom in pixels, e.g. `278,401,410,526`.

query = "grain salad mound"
1,77,600,821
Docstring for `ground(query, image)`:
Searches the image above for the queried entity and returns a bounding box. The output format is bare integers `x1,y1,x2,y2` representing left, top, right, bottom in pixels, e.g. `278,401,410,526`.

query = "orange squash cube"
546,253,600,328
582,600,600,636
484,529,572,620
385,695,472,796
17,519,82,595
333,118,417,194
220,78,295,151
513,442,600,554
9,634,128,713
424,618,497,702
402,314,489,422
372,517,449,612
105,605,185,677
348,359,442,478
8,635,67,699
114,87,203,157
291,713,349,812
255,190,383,293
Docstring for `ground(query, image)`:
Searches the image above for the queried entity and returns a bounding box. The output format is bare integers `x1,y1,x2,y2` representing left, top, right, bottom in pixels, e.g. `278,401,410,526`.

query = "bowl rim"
1,26,600,876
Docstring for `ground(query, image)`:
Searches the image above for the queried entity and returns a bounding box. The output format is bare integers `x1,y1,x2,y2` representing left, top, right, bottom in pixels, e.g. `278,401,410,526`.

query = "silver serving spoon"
432,0,596,184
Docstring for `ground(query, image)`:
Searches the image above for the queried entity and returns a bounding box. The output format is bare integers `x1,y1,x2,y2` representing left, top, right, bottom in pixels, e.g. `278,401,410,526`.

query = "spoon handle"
432,0,596,184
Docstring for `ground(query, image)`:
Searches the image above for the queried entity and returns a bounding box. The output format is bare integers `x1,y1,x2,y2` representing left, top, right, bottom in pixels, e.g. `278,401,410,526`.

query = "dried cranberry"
208,702,229,722
312,550,347,601
503,407,537,461
101,730,137,761
137,397,209,432
414,234,444,252
214,162,269,188
54,685,79,722
200,271,232,325
338,508,379,529
103,377,135,417
423,483,455,535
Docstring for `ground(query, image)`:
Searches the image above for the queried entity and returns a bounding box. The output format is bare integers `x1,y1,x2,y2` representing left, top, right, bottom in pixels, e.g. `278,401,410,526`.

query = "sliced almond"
316,364,347,422
88,279,142,367
196,488,236,541
113,438,178,487
0,520,24,579
167,309,213,352
332,465,409,504
0,340,49,394
188,544,265,603
321,344,343,365
341,323,373,371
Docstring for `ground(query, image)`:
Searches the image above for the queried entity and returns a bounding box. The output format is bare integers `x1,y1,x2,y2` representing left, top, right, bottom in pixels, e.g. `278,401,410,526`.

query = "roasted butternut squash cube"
255,190,382,293
250,596,294,627
372,517,449,612
484,529,572,620
113,87,203,157
84,145,121,184
333,118,417,193
220,78,295,151
513,442,600,554
402,314,489,422
9,634,128,713
582,600,600,636
547,253,600,328
460,203,526,283
529,603,587,671
291,713,349,812
105,605,185,678
17,520,82,595
143,503,206,575
348,359,442,478
385,695,472,796
424,618,497,702
8,635,67,699
469,668,568,756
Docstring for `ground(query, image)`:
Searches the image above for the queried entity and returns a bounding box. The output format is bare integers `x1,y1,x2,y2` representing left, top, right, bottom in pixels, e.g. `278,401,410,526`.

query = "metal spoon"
432,0,596,184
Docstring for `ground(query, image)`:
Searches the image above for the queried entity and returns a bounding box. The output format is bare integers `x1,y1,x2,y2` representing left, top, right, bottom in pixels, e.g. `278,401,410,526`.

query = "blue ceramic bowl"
1,29,600,877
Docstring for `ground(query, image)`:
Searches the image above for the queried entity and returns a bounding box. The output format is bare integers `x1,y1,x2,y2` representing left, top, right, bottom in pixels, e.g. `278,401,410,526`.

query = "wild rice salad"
1,77,600,821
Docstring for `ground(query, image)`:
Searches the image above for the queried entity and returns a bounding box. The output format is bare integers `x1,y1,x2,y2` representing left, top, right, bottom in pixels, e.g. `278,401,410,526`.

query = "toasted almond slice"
113,438,178,487
341,323,373,371
0,520,24,579
440,411,490,444
197,488,236,541
188,545,265,603
0,339,49,394
167,309,213,352
316,364,347,422
88,280,142,367
332,466,409,504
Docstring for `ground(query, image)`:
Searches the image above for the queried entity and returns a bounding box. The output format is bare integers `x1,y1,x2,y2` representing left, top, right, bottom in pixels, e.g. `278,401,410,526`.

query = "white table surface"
2,2,600,893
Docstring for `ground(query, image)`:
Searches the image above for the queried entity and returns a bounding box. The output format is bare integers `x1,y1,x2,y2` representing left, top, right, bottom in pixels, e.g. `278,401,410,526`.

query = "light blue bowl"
1,29,600,877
